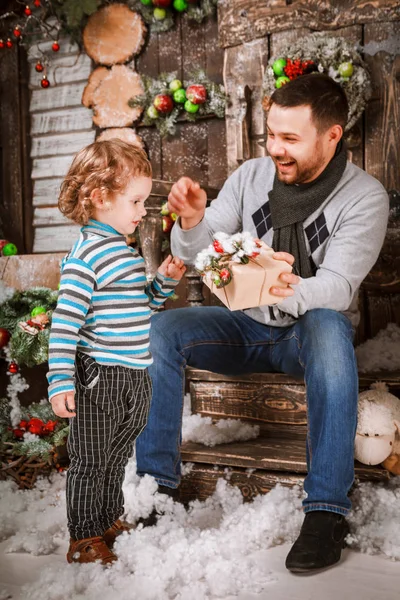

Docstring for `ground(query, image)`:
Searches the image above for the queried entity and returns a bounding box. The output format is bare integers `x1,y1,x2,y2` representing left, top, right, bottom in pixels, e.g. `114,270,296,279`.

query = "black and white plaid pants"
66,353,152,540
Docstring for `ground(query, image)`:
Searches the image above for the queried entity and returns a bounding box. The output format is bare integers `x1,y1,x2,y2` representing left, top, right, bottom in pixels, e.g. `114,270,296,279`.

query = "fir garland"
130,0,218,34
129,69,226,137
263,33,371,131
0,288,57,367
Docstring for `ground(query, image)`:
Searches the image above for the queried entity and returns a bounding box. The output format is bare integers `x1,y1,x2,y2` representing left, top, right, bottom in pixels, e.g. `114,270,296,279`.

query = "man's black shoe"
285,511,350,573
137,485,179,528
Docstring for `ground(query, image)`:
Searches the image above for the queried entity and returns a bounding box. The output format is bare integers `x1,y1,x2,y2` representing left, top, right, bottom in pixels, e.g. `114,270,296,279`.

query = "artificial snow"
0,460,399,600
356,323,400,373
182,394,260,447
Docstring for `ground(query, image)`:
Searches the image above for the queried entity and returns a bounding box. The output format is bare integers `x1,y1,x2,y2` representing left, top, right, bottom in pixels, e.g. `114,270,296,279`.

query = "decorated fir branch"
129,69,226,137
0,287,57,368
195,232,263,289
0,397,69,461
263,33,371,131
131,0,218,33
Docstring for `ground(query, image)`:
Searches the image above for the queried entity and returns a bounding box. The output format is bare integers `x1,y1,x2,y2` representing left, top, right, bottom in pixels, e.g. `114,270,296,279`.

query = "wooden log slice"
97,127,144,149
83,4,147,66
81,66,109,108
92,65,144,128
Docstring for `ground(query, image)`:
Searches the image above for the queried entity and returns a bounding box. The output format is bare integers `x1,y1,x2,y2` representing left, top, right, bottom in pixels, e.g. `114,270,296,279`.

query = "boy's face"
93,176,152,235
266,104,337,184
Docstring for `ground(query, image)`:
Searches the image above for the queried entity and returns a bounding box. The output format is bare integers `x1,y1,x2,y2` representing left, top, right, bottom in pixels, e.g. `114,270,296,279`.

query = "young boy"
47,139,186,565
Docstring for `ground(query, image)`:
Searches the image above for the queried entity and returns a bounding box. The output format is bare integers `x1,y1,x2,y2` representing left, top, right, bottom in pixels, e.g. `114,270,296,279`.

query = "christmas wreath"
131,0,218,33
129,69,226,137
195,232,262,288
263,33,372,131
0,287,57,368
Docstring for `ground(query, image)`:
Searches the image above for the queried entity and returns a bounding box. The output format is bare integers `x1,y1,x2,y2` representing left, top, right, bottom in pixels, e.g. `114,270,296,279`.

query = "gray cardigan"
171,157,389,327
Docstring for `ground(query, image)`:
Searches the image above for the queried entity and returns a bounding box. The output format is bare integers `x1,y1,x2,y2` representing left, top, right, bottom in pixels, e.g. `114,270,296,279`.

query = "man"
136,74,389,572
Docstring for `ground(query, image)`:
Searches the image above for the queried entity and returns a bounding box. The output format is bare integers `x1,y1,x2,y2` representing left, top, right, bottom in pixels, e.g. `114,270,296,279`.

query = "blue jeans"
136,307,358,515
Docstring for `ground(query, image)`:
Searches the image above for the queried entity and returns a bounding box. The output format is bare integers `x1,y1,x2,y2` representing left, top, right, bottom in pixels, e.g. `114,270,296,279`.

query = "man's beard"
272,143,326,184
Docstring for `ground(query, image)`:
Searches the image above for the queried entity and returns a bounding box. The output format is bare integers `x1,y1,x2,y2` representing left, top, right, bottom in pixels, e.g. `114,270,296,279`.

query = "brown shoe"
67,536,117,565
103,519,136,548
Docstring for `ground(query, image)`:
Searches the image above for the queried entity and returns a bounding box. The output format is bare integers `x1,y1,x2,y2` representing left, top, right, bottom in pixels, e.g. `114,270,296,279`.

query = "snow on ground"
0,460,399,600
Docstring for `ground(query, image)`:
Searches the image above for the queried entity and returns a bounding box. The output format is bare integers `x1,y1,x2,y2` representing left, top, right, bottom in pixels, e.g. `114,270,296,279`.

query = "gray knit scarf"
269,142,347,278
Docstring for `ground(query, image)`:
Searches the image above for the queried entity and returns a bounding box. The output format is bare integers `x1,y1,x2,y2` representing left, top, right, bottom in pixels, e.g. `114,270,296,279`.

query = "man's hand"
270,251,300,297
50,391,76,418
168,177,207,230
158,255,186,281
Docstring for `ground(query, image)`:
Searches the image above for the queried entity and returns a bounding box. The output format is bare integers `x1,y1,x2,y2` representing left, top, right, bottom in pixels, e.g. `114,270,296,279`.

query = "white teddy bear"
355,382,400,475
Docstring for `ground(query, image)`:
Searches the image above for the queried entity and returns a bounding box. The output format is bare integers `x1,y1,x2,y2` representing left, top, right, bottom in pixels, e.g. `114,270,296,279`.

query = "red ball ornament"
24,6,32,16
8,362,19,374
34,0,41,6
19,420,29,430
13,27,22,38
28,417,45,435
0,328,10,349
185,84,207,105
0,40,5,49
41,75,50,88
52,41,60,52
153,94,174,115
35,61,44,72
6,39,13,49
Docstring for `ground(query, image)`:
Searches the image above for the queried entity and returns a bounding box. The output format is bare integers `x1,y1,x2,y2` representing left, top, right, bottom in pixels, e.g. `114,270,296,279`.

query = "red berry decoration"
24,6,32,16
19,420,29,430
13,428,25,439
0,40,5,49
153,94,174,115
13,27,22,38
0,328,10,349
34,0,41,6
52,41,60,52
220,268,232,284
213,240,224,253
28,417,45,435
8,362,19,374
153,0,172,6
35,61,44,72
6,39,13,49
41,75,50,88
186,84,207,105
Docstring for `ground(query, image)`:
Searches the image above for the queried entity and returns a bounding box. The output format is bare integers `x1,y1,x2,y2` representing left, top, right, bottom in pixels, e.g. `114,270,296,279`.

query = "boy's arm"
145,272,179,310
47,258,96,401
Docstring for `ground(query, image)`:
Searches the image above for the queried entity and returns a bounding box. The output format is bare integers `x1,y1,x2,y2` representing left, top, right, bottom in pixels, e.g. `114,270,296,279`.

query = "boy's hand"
50,391,76,418
158,255,186,281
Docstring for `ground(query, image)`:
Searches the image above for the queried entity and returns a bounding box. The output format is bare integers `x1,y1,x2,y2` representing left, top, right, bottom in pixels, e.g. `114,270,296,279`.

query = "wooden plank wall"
28,39,96,252
29,14,227,254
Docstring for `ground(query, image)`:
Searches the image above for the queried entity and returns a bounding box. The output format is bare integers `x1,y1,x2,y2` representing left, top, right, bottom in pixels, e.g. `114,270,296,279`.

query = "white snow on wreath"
263,33,372,131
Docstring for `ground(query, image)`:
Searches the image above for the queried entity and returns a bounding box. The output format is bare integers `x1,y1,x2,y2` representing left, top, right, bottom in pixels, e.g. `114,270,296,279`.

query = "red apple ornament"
185,84,207,105
153,94,174,115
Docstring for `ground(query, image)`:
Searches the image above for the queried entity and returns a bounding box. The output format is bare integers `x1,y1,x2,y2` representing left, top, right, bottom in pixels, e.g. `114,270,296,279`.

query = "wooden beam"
218,1,400,48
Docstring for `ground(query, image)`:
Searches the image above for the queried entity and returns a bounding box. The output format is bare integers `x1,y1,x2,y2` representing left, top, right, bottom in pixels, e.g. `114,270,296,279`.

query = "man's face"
266,104,332,184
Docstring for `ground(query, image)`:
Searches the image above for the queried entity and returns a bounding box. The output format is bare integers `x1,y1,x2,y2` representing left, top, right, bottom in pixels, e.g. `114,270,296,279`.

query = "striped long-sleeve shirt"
47,220,178,400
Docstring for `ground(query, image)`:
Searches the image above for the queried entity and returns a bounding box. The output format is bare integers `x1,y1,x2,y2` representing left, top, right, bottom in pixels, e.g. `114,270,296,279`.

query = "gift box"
201,240,292,311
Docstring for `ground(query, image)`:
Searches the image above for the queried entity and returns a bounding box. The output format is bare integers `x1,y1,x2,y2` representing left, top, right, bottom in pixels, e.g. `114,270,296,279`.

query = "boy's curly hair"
58,139,152,226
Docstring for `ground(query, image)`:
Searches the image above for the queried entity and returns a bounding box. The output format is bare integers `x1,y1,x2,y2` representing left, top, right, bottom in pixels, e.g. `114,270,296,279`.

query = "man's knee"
299,309,355,366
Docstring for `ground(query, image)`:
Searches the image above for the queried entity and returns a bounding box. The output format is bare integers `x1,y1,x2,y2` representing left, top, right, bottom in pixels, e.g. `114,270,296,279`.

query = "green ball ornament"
140,0,153,5
338,62,354,78
31,306,46,317
184,100,199,113
2,242,18,256
275,76,290,88
169,79,182,92
153,7,166,20
272,58,287,77
173,88,187,103
147,105,159,119
173,0,188,11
